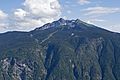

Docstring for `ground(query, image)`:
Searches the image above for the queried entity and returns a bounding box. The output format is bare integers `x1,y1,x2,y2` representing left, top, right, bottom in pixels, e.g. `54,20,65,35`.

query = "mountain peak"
0,17,120,80
58,18,65,22
34,18,93,31
75,19,83,23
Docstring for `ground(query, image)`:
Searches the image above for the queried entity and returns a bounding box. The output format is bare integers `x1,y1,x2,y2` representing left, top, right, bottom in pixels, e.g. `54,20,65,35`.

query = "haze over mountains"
0,18,120,80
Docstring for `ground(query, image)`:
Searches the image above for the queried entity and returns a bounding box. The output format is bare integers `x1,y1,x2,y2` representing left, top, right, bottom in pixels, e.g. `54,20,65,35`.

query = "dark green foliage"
0,19,120,80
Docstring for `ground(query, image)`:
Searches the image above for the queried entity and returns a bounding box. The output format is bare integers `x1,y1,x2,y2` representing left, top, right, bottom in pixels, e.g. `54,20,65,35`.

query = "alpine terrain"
0,18,120,80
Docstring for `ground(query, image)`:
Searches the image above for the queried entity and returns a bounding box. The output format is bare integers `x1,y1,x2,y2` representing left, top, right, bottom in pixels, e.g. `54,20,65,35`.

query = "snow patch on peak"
34,18,92,31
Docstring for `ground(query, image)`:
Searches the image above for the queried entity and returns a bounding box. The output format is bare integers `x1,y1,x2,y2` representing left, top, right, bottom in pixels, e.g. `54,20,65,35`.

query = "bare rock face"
0,19,120,80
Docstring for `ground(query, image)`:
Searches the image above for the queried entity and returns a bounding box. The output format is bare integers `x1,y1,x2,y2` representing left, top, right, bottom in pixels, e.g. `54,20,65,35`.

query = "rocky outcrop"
0,19,120,80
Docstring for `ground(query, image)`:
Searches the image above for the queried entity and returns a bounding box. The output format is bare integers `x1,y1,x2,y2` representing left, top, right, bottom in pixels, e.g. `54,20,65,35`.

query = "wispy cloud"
78,0,90,5
67,10,72,14
83,7,120,16
88,19,106,22
110,24,120,32
86,18,106,24
0,10,9,33
0,10,8,19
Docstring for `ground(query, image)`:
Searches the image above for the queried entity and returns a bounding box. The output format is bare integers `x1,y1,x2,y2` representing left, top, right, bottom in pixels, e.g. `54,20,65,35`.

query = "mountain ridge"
0,18,120,80
0,18,119,34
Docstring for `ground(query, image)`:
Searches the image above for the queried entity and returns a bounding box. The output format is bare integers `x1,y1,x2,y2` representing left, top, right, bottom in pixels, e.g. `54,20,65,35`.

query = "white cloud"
0,10,9,33
0,0,61,33
78,0,90,5
10,18,55,31
23,0,61,18
13,0,61,31
0,10,8,20
14,9,27,19
83,7,120,16
109,25,120,33
0,23,9,32
86,19,106,24
88,19,105,22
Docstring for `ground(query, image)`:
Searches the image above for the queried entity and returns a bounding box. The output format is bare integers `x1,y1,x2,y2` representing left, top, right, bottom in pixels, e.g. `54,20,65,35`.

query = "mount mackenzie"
0,18,120,80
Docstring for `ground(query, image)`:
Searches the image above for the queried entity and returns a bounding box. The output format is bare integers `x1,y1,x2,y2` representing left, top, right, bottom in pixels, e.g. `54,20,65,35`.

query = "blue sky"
0,0,120,33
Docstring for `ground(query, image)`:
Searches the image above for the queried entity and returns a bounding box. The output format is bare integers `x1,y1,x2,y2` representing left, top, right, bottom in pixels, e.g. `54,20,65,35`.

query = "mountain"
0,18,120,80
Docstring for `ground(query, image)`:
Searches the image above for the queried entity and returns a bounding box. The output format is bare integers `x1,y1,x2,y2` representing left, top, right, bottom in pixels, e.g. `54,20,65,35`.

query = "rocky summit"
0,18,120,80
